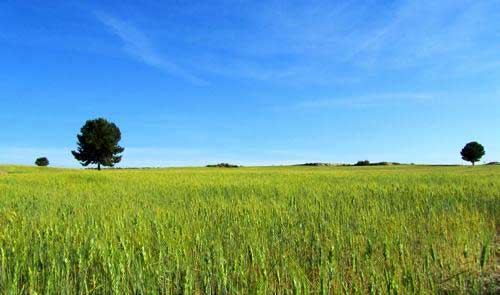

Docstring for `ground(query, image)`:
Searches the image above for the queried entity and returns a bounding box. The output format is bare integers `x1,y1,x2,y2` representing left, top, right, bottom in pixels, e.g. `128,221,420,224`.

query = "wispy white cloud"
3,1,499,85
282,93,436,111
193,57,357,85
86,1,500,85
185,0,500,82
344,0,500,72
94,11,208,86
280,90,498,111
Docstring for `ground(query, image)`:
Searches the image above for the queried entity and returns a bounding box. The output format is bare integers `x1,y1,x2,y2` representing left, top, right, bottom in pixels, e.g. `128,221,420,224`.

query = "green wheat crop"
0,165,498,294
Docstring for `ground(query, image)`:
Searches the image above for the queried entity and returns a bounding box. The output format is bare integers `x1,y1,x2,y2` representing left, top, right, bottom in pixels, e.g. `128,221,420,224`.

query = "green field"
0,165,498,293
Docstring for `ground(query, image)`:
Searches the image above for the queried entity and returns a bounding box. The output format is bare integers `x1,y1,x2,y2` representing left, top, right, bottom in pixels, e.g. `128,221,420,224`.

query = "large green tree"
460,141,485,166
72,118,124,170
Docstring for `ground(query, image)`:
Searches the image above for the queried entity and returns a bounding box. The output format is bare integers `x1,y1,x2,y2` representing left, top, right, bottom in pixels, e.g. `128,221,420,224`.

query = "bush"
354,161,400,166
35,157,49,167
206,163,239,168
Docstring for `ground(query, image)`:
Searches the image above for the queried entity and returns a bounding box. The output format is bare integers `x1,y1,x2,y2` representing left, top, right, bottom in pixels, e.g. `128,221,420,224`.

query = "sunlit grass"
0,165,498,293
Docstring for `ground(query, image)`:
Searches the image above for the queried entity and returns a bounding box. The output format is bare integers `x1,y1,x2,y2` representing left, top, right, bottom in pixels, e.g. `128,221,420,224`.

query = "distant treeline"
206,163,240,168
296,161,409,167
353,160,404,166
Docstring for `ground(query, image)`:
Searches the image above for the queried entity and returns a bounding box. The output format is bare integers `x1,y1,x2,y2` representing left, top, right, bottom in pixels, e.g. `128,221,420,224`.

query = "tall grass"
0,165,498,293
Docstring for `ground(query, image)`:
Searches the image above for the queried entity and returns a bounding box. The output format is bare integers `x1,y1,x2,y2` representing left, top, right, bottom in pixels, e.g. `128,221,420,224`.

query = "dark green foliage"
35,157,49,167
460,142,485,166
71,118,124,170
206,163,239,168
354,161,401,166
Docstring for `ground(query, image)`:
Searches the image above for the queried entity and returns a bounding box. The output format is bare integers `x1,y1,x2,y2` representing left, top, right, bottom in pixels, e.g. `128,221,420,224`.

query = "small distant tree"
355,160,370,166
35,157,49,167
71,118,124,170
460,141,485,166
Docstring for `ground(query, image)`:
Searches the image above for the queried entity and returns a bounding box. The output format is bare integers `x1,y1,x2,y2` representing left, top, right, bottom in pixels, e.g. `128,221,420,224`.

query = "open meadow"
0,165,498,293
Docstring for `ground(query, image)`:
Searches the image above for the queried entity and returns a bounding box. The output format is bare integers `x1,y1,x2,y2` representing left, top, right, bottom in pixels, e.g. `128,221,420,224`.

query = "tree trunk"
472,162,475,166
97,163,101,171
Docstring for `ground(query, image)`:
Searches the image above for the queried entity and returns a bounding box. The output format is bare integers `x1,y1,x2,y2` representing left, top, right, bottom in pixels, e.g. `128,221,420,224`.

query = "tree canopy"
35,157,49,167
71,118,124,170
460,141,485,166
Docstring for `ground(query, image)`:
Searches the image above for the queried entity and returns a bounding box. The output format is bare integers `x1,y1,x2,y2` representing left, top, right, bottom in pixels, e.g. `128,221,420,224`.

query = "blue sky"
1,0,499,167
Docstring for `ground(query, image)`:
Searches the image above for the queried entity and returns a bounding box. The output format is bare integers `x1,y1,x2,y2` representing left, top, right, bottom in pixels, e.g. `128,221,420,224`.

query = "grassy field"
0,165,498,294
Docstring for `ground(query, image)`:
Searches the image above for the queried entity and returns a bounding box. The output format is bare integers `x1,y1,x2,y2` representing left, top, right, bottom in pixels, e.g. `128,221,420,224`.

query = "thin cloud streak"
89,1,500,85
345,0,500,72
196,0,499,82
282,93,436,111
94,11,208,86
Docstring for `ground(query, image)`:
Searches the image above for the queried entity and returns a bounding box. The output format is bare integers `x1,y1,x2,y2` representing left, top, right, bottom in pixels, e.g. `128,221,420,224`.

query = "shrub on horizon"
206,163,239,168
35,157,49,167
355,160,370,166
